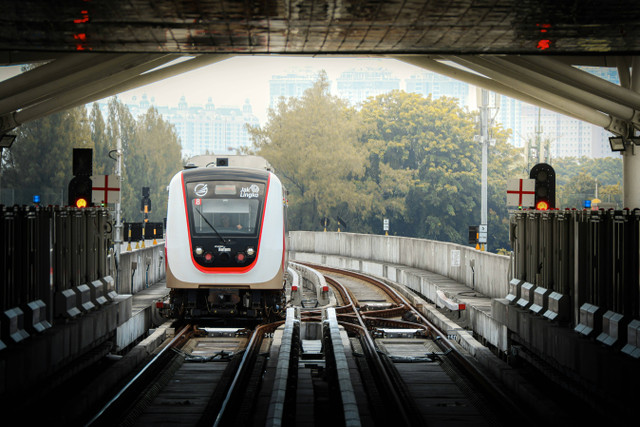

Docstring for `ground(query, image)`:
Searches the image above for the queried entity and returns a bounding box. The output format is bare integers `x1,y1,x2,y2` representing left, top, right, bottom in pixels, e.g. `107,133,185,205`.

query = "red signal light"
75,198,88,208
536,201,549,210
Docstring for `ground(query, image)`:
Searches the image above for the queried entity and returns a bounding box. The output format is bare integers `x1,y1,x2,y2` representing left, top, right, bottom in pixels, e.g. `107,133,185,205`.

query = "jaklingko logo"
240,185,260,198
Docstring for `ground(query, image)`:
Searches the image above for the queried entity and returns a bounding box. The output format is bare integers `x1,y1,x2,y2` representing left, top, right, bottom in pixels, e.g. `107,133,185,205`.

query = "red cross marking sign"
506,178,535,207
92,175,121,205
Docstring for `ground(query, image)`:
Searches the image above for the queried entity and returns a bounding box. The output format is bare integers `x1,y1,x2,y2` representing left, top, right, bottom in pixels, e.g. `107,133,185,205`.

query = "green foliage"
248,82,521,252
103,98,183,222
126,106,183,222
1,99,183,224
1,106,92,205
358,91,518,250
552,156,623,208
248,72,368,230
359,91,480,241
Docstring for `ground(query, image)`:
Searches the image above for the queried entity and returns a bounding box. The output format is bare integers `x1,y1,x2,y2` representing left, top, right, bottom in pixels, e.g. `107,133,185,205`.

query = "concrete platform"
0,280,169,400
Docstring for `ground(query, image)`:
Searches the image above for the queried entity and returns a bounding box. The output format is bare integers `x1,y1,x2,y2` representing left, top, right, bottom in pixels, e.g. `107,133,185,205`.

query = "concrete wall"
288,232,511,299
117,241,166,294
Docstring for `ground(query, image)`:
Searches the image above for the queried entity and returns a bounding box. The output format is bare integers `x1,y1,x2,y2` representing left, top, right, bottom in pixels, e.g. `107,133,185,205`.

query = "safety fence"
510,209,640,342
0,205,114,346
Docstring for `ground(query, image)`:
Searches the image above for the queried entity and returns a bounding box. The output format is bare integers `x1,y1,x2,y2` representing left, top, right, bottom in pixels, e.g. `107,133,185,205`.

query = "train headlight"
195,247,204,255
246,247,255,256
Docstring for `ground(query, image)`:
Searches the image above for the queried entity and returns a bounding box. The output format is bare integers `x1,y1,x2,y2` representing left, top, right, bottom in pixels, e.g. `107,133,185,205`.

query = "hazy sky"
1,56,430,124
118,56,426,123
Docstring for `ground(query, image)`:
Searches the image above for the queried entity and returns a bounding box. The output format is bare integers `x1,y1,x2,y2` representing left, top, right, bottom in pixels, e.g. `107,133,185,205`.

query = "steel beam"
513,56,640,111
0,54,165,116
0,54,118,101
5,55,178,131
394,56,575,120
446,56,619,133
41,54,232,118
481,56,640,126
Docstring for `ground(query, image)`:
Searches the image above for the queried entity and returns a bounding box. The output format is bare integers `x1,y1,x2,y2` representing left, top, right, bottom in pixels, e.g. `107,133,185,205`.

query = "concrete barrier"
288,232,510,299
118,242,166,294
290,262,332,306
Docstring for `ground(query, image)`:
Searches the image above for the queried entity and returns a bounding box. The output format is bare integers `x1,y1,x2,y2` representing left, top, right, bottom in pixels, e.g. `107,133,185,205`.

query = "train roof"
185,155,273,172
182,166,271,182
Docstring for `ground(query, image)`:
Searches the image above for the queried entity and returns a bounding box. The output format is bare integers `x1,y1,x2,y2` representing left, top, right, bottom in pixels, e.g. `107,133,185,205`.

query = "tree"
105,97,139,221
358,90,517,250
128,107,183,222
248,72,367,230
486,133,523,251
553,156,623,208
90,102,113,177
1,106,92,205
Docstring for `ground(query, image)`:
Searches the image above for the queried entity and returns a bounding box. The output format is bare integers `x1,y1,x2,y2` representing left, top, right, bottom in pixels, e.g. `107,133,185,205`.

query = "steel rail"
85,323,193,426
213,320,283,427
321,266,532,421
325,275,423,426
303,263,408,307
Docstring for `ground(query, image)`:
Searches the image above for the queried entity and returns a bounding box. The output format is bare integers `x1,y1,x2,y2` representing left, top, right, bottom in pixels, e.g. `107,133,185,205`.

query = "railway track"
85,322,282,427
305,264,534,427
77,263,586,426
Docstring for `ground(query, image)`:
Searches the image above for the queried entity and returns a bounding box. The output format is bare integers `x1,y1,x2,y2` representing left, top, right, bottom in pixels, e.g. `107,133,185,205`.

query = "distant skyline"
0,56,430,125
0,56,618,159
110,56,427,124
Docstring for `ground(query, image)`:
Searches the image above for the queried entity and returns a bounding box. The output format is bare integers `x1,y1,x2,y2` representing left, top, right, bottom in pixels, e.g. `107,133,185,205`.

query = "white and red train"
163,155,287,320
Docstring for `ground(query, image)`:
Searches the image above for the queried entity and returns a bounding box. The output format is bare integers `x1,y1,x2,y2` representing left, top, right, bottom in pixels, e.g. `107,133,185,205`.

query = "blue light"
33,195,41,203
583,199,591,208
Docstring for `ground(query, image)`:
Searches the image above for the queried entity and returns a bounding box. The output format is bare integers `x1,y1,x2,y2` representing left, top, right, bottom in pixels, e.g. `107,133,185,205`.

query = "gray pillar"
624,57,640,209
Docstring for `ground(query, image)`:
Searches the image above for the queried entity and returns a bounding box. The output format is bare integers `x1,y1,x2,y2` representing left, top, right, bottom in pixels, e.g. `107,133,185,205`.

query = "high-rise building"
269,69,317,108
406,72,471,108
336,67,400,105
113,94,259,158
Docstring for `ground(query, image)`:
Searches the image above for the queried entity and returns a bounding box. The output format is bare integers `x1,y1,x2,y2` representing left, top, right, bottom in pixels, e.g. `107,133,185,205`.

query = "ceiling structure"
1,1,640,145
2,0,640,57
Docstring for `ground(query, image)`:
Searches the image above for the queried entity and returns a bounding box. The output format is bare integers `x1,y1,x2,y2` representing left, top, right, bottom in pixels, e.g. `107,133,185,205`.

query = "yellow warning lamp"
536,200,549,211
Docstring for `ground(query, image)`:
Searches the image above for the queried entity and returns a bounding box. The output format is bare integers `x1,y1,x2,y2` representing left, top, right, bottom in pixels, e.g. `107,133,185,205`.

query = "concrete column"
624,56,640,209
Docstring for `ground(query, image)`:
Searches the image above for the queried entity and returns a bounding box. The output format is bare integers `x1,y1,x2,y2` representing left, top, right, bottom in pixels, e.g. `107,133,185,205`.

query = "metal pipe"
0,54,137,115
17,54,231,124
447,55,615,131
12,55,178,125
623,56,640,209
394,56,592,123
514,55,640,111
479,88,489,251
483,56,639,124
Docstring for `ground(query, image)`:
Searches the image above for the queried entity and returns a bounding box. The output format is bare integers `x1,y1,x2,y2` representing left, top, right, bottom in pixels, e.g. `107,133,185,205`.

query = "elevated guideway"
288,228,640,417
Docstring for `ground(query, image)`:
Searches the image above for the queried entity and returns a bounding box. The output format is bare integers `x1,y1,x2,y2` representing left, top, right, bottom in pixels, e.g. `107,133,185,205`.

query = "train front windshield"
185,181,266,237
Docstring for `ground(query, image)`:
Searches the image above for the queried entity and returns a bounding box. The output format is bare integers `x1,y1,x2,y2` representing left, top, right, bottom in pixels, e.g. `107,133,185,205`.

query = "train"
162,155,287,320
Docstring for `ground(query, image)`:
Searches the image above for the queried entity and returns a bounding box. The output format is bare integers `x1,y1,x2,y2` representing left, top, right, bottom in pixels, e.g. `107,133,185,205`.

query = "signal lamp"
75,198,88,208
536,201,549,211
530,163,556,210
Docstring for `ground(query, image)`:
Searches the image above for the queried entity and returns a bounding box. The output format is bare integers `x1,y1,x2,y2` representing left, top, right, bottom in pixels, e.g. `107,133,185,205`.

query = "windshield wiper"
195,207,228,245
